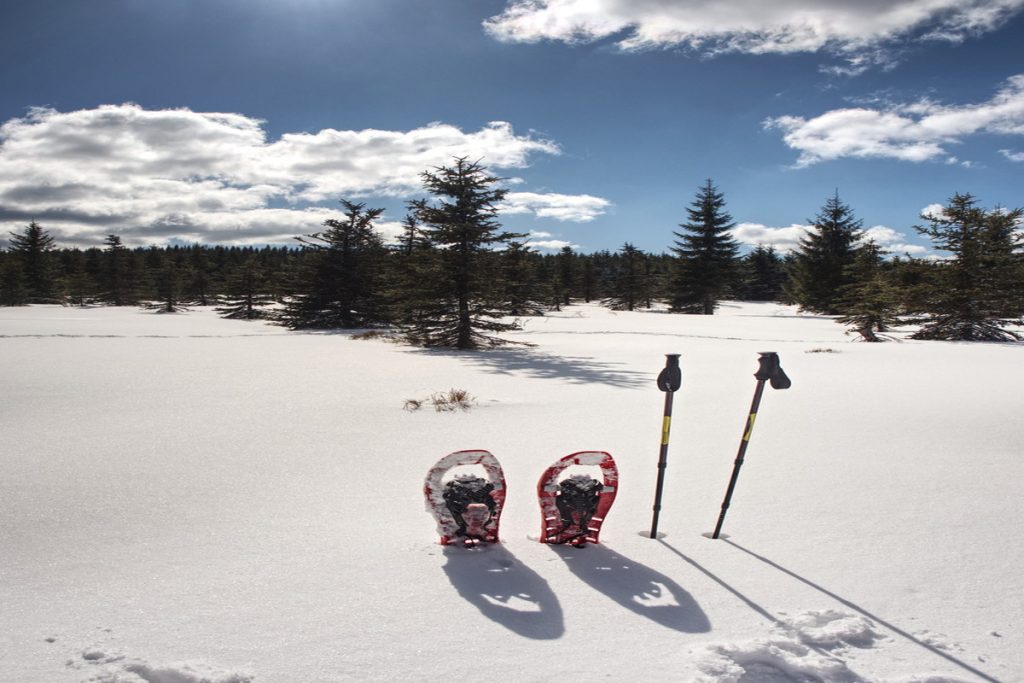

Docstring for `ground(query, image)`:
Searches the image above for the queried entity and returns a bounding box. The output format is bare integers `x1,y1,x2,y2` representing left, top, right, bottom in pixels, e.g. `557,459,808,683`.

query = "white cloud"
861,224,928,254
498,192,611,222
484,0,1024,71
920,203,948,220
1000,148,1024,161
732,221,927,255
0,104,570,245
730,222,811,252
765,74,1024,166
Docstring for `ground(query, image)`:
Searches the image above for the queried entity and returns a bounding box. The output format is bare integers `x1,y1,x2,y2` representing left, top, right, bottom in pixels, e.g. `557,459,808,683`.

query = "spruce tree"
280,200,388,329
216,257,275,319
670,179,739,314
0,253,27,306
144,257,191,313
557,245,575,306
604,242,646,311
502,241,547,316
403,158,525,349
8,221,58,303
739,245,787,301
786,191,863,314
98,234,137,305
911,193,1023,341
836,241,902,341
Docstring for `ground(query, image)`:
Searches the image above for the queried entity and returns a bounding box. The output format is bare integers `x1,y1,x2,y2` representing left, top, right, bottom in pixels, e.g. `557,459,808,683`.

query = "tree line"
2,158,1022,345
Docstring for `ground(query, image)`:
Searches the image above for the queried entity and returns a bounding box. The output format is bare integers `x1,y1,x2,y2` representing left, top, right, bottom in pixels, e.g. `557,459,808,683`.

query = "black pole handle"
650,354,681,538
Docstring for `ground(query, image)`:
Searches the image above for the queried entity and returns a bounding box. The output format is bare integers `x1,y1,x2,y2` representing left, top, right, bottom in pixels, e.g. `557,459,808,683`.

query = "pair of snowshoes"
424,450,618,548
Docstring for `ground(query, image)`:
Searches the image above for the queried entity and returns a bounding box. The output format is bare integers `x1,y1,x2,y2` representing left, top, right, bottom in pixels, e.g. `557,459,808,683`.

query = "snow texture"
2,302,1021,682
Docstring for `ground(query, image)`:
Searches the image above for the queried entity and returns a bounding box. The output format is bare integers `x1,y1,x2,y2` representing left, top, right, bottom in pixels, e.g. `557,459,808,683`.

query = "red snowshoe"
537,451,618,546
424,450,507,547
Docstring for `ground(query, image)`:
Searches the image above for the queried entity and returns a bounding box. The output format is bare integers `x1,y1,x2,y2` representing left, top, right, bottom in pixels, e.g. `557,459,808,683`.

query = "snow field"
1,303,1021,682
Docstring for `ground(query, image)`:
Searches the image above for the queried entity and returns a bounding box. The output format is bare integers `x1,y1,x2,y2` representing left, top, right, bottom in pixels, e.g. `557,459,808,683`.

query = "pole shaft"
649,391,674,538
712,380,767,539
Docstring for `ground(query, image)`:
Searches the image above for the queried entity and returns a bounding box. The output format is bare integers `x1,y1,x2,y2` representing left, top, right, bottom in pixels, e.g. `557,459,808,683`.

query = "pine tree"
670,179,740,314
836,241,902,341
911,193,1023,341
8,221,58,303
280,200,388,329
402,158,525,349
786,191,863,314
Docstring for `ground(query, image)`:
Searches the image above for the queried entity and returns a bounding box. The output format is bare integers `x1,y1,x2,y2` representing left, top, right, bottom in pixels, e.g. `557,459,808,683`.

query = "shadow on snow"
551,543,710,633
441,544,564,640
416,347,647,389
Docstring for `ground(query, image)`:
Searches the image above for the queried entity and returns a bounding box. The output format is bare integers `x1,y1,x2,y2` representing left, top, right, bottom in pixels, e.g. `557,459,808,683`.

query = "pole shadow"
550,543,710,633
723,539,1002,683
441,544,564,640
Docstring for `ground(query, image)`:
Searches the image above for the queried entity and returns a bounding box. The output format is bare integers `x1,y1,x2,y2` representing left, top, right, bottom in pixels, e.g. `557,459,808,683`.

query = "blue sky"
1,0,1022,255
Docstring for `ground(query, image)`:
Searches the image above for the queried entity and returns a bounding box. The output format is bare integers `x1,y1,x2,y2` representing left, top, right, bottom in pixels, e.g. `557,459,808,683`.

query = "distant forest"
2,160,1022,346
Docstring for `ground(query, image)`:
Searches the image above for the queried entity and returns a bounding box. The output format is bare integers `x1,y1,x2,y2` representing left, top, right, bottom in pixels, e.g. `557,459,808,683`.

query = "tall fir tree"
786,191,864,314
670,179,739,314
280,200,388,329
910,193,1023,341
556,245,575,306
8,221,58,303
403,158,524,349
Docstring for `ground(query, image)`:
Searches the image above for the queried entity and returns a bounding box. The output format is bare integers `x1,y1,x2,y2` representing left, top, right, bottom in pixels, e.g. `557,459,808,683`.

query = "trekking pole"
650,354,681,538
712,352,791,540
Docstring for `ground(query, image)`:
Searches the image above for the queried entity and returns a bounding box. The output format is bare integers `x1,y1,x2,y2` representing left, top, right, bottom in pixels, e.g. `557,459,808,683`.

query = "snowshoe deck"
425,450,506,546
537,451,618,546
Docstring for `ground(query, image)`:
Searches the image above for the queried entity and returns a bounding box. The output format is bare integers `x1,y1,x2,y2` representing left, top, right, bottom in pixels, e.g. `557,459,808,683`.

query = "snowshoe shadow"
441,544,565,640
551,544,710,633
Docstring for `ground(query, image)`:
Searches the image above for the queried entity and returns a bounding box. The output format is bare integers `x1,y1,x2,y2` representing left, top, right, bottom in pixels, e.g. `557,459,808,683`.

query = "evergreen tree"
403,158,524,349
60,249,98,307
216,257,275,319
98,234,137,305
557,245,575,306
670,179,740,314
0,253,27,306
502,241,547,316
836,241,902,341
911,193,1023,341
144,257,191,313
739,245,787,301
280,200,388,329
786,191,864,314
8,221,58,303
604,242,646,311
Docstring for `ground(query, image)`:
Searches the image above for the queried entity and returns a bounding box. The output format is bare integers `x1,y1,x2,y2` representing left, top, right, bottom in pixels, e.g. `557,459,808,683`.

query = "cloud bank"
484,0,1024,71
0,104,603,246
766,74,1024,166
731,221,926,254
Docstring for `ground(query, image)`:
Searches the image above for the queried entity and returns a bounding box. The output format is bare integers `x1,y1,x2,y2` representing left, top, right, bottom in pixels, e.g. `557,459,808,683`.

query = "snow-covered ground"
1,302,1021,683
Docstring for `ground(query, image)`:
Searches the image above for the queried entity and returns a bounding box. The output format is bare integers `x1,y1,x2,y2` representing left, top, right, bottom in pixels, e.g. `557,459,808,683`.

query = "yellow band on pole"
743,413,757,441
661,416,671,445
